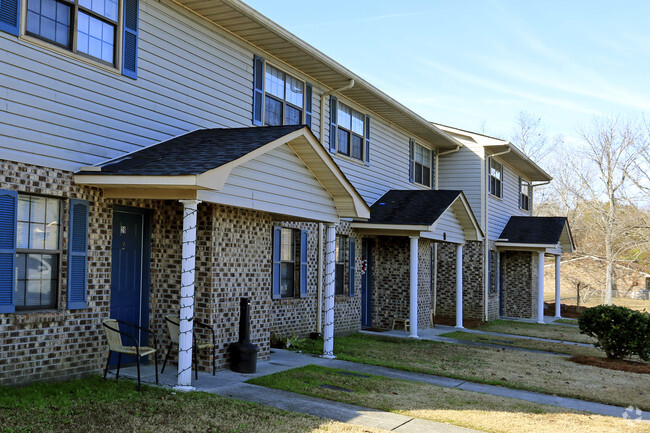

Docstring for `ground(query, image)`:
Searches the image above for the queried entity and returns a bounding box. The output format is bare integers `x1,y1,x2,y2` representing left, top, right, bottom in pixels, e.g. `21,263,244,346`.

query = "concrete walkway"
112,347,650,430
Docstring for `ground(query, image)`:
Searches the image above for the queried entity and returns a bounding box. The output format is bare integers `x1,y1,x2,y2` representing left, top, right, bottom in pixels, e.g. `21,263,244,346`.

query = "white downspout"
319,79,355,141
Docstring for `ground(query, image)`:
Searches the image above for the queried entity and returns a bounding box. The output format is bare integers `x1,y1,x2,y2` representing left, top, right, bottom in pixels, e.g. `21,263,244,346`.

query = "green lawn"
439,330,603,357
473,320,594,344
0,376,386,433
250,365,650,433
292,334,649,410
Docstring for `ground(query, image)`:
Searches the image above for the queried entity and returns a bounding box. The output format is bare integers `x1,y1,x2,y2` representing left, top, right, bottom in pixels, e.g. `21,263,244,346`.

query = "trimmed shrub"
578,305,650,361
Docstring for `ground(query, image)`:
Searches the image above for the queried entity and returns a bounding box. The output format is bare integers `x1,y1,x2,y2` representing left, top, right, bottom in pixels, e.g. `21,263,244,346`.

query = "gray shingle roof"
498,216,568,244
77,125,305,175
368,190,462,225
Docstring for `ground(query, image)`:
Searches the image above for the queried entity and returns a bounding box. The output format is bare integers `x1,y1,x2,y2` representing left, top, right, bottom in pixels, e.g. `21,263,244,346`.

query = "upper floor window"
337,103,365,161
16,195,61,310
0,0,140,77
414,143,432,187
520,178,531,211
488,159,502,198
26,0,119,65
264,64,304,126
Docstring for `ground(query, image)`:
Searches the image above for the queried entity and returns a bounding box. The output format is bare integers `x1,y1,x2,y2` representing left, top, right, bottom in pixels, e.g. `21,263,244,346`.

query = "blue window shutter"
0,189,17,313
0,0,20,36
518,176,522,208
329,95,337,153
299,229,308,298
364,114,371,166
408,139,415,183
121,0,139,79
272,226,281,299
253,55,265,126
305,83,313,129
348,238,356,297
488,251,493,292
67,199,89,309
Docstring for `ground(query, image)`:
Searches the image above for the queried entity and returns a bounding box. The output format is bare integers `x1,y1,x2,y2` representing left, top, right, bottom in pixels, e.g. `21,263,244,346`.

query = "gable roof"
75,126,370,221
433,123,552,182
497,216,575,253
172,0,461,151
367,190,462,225
77,125,305,176
351,189,483,242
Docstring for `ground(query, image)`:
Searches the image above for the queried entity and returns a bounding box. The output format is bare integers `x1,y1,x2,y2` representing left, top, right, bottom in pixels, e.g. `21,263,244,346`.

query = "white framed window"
25,0,120,66
488,159,502,198
337,102,365,161
334,234,347,295
414,143,432,187
15,194,61,310
264,64,304,126
520,178,531,211
279,227,297,298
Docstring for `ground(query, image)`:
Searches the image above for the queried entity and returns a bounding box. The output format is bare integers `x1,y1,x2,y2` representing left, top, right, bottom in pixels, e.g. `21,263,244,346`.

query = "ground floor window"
335,235,347,295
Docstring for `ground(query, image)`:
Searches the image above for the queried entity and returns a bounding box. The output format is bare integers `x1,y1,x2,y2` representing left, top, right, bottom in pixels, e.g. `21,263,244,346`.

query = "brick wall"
435,241,484,322
0,160,283,384
500,250,535,318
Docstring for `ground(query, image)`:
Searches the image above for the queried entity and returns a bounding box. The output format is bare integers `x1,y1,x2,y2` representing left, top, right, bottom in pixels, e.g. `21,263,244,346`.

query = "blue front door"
110,208,149,363
361,239,373,327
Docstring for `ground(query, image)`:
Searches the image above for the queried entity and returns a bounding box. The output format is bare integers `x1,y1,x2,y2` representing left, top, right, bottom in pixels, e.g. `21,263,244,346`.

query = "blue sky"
242,0,650,149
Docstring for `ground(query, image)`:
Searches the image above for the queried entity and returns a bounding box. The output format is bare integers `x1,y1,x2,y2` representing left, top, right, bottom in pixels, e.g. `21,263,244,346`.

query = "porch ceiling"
170,0,461,150
74,126,370,222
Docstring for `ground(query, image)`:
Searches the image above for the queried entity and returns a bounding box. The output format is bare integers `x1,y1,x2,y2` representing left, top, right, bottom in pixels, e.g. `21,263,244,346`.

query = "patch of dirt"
569,355,650,374
434,316,485,329
544,302,586,318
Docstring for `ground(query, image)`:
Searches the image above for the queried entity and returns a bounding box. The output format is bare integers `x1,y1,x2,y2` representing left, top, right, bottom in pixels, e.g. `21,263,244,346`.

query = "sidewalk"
112,347,650,428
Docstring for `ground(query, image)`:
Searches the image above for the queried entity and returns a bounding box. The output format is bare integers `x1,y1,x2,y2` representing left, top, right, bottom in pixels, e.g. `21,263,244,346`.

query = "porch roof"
75,125,370,222
496,216,575,254
351,189,483,242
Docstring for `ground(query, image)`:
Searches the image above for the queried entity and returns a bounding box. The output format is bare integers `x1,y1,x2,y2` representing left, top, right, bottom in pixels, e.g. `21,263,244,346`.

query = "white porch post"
554,255,562,318
455,243,464,329
322,224,336,358
177,199,200,390
409,236,419,338
537,251,545,324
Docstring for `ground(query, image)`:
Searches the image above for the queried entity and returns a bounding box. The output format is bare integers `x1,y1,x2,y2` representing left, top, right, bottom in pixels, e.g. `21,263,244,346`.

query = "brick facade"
500,250,535,318
0,160,282,384
435,240,484,322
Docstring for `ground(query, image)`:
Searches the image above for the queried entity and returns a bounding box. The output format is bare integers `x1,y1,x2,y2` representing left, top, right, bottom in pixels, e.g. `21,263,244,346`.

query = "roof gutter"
319,79,355,143
438,144,461,156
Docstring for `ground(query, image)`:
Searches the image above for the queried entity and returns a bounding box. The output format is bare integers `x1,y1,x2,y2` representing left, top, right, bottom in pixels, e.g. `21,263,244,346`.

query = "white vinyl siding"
433,209,465,244
487,160,531,240
437,142,482,219
0,0,321,171
197,144,338,223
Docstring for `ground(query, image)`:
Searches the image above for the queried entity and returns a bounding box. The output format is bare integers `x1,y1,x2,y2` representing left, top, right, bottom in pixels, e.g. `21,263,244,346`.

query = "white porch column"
554,255,562,318
409,236,419,338
322,224,336,358
537,251,545,324
177,199,200,390
455,243,464,329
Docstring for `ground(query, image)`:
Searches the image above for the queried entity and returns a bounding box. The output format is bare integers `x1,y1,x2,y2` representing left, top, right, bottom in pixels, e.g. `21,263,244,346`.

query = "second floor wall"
0,0,443,208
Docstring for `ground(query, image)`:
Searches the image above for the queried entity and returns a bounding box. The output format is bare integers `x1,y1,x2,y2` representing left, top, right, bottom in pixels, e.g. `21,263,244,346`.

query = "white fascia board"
350,222,431,232
74,174,202,188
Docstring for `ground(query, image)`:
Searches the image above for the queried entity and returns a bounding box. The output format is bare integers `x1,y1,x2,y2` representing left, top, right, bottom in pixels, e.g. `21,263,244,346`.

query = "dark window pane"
414,162,423,184
280,263,294,297
423,166,430,187
285,105,301,125
338,128,349,155
26,0,71,48
335,263,344,295
351,134,362,160
265,97,282,126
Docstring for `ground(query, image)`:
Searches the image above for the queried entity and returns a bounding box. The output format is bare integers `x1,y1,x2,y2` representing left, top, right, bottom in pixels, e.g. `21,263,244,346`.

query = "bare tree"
511,111,564,164
571,116,647,304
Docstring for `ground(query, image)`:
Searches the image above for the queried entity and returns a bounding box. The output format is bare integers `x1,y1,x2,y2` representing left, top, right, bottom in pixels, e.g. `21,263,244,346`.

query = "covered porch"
351,189,483,336
75,125,369,389
496,216,575,323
